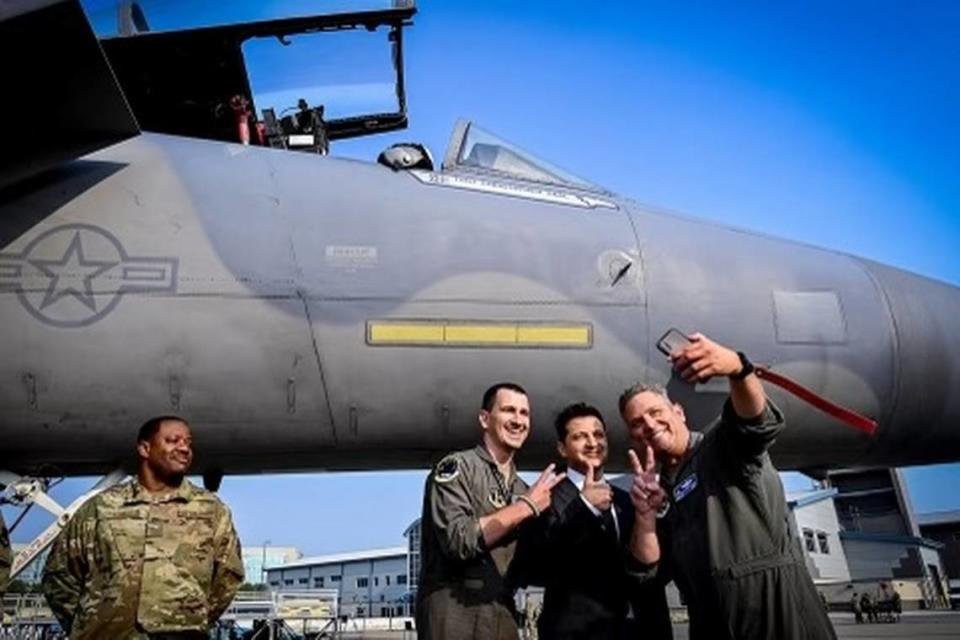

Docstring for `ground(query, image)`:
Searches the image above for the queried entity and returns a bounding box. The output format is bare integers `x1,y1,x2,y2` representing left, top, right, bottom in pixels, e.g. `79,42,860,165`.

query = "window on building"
374,576,379,587
803,528,816,553
817,531,830,554
269,581,280,587
314,577,325,588
381,606,390,617
357,577,369,588
298,578,309,585
385,575,391,586
331,575,341,583
397,574,408,585
284,579,294,586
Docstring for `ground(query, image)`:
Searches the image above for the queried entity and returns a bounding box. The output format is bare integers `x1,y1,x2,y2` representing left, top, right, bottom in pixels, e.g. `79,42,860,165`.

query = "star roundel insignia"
433,455,460,483
0,223,179,328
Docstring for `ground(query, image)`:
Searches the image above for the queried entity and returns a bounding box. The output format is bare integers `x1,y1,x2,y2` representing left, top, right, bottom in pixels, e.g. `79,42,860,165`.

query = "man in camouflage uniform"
0,511,11,596
42,416,244,640
416,382,566,640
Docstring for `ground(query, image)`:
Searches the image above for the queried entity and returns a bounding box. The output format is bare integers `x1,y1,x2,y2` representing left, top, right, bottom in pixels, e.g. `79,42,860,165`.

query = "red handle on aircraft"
754,367,878,436
230,95,252,145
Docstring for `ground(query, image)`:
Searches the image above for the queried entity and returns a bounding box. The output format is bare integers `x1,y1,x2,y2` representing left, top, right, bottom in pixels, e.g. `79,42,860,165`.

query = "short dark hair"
137,415,189,444
554,403,605,441
481,382,528,412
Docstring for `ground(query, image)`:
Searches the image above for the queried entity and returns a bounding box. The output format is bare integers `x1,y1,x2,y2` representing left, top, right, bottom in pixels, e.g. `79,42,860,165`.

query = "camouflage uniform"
416,444,530,640
42,478,244,640
0,511,11,596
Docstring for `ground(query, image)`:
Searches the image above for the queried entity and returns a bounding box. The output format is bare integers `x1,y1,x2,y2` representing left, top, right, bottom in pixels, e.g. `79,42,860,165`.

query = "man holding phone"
619,332,836,640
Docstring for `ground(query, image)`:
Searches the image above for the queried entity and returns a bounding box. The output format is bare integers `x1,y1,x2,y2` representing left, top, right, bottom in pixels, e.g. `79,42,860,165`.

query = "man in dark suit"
529,403,672,640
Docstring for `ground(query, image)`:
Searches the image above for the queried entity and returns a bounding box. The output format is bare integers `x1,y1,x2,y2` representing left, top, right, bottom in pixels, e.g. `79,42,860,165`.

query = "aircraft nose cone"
857,259,960,464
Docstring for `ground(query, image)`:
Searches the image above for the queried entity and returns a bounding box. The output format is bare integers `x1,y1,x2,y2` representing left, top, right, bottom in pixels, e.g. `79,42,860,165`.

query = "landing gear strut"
0,469,126,579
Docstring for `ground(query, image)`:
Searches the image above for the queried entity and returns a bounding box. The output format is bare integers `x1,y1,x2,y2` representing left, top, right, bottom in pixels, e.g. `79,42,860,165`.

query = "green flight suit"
42,478,244,640
416,444,529,640
659,399,836,640
0,511,11,596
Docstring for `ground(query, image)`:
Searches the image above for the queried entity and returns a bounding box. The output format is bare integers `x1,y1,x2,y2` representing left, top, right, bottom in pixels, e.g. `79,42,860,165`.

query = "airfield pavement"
336,610,960,639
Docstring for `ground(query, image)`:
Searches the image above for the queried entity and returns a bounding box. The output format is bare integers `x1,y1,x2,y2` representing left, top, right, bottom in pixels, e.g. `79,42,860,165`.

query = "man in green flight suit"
0,511,11,597
416,382,567,640
619,332,837,640
42,416,245,640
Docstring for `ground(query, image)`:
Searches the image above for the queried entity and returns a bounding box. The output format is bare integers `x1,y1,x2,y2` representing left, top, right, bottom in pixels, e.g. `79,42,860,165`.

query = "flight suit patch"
433,456,460,483
488,491,507,509
673,474,698,502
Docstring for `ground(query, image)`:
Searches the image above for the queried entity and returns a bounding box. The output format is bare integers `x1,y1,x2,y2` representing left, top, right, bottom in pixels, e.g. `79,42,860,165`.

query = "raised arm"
627,446,663,565
674,332,766,419
674,332,784,460
479,464,565,548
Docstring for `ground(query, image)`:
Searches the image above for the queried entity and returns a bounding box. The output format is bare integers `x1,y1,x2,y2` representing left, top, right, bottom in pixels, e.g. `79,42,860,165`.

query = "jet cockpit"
92,0,415,153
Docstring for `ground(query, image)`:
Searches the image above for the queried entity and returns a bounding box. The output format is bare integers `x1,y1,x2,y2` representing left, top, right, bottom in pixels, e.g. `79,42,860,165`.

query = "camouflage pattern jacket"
0,511,11,596
42,479,244,640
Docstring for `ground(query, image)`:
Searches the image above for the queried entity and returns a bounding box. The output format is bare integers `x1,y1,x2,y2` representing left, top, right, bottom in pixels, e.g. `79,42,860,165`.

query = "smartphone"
656,328,691,357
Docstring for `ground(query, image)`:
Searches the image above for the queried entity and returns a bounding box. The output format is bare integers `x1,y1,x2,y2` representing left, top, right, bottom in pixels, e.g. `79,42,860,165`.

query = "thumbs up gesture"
582,462,613,511
628,445,666,524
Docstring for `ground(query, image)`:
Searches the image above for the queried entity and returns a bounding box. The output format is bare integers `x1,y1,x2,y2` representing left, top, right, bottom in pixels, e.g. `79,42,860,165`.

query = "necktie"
601,507,618,542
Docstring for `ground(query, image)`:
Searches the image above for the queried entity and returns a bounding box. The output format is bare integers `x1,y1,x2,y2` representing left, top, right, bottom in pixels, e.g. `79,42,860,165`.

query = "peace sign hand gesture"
524,463,566,514
628,445,666,528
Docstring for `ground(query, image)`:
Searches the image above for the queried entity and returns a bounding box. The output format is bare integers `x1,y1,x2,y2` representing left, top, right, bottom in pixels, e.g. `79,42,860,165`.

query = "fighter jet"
1,0,958,574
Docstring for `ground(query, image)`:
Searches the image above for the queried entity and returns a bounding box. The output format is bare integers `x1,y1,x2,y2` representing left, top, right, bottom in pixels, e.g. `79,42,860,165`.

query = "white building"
265,546,411,618
787,484,949,609
788,488,851,583
242,545,302,585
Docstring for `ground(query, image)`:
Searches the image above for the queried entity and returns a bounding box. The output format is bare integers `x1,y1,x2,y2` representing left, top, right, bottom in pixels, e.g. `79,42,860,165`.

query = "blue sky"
5,1,960,558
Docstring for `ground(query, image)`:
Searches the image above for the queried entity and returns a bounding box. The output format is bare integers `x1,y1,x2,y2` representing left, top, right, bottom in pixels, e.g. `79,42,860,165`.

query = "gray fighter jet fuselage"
1,0,958,479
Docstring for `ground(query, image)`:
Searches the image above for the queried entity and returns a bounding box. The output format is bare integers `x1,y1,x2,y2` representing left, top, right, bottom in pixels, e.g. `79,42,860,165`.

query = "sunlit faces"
139,419,194,480
557,415,608,475
621,390,689,459
480,389,531,453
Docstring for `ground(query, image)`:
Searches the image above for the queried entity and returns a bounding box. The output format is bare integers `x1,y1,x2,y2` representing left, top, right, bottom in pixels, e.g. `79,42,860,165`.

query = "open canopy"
86,0,415,143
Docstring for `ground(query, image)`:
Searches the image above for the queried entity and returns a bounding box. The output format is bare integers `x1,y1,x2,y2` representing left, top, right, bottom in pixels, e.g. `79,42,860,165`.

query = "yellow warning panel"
445,324,517,344
368,322,444,343
367,320,592,349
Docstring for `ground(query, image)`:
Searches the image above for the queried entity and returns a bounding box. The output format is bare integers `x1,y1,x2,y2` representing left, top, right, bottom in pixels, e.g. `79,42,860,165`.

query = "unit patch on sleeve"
433,455,460,483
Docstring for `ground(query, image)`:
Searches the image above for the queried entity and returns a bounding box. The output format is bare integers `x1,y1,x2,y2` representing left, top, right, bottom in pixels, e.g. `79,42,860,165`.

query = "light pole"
261,539,271,587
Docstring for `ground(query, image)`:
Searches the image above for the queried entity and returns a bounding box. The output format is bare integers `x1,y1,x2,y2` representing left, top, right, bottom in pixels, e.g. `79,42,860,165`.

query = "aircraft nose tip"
858,258,960,463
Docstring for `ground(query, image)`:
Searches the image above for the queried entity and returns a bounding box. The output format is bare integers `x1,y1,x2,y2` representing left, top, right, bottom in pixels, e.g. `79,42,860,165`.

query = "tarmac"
336,610,960,639
669,611,960,640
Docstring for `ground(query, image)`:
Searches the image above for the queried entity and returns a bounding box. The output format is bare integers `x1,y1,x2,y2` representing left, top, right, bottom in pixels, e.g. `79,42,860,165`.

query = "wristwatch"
730,351,755,380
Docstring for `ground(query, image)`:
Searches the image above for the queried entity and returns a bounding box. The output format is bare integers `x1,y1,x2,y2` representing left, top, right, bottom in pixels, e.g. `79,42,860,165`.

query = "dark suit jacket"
524,475,673,640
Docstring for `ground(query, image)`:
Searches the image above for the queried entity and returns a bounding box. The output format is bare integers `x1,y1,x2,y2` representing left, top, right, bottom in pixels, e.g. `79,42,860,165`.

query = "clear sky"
4,0,960,559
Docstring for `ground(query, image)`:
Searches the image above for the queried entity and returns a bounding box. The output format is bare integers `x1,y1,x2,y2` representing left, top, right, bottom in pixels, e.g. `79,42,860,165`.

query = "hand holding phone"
656,328,691,358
